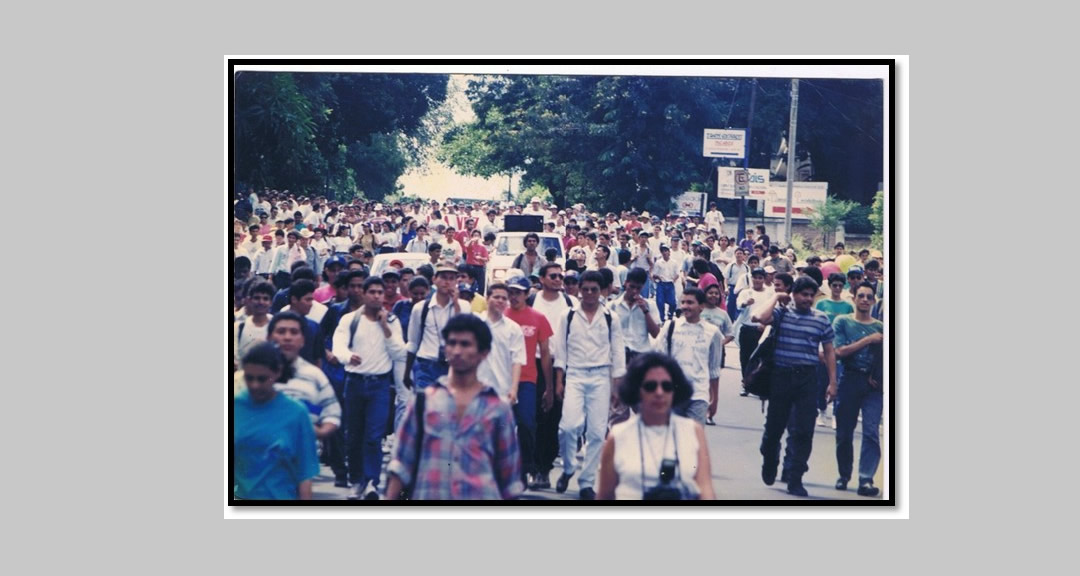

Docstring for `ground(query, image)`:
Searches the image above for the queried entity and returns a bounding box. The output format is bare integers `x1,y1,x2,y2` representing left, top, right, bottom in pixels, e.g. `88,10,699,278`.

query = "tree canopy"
233,72,449,201
440,74,883,213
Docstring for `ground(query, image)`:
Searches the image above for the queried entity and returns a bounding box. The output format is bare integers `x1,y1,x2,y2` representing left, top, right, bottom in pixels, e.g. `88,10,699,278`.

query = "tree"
233,72,449,201
808,195,859,249
869,190,885,250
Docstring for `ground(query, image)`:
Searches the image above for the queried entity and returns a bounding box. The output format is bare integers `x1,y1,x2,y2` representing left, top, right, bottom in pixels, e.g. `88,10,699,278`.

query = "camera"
643,459,682,501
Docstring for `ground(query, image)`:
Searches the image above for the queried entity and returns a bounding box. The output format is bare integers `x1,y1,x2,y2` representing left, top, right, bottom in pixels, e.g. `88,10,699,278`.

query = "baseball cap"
507,277,532,292
847,265,865,276
763,265,777,274
261,235,273,242
457,283,475,296
325,255,347,269
751,267,767,277
660,244,670,251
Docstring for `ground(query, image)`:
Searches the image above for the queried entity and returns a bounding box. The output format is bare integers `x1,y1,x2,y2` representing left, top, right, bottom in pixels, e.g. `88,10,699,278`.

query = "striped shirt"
387,378,523,500
771,305,835,368
274,358,342,428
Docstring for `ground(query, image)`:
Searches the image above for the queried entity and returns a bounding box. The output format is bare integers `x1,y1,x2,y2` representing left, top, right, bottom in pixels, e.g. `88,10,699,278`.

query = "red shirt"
383,293,405,313
466,242,489,267
505,306,553,384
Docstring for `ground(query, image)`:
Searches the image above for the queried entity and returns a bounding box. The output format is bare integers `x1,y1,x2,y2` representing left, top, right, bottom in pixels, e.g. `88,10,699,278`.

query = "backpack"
664,319,677,355
347,309,398,349
742,307,785,410
565,308,613,367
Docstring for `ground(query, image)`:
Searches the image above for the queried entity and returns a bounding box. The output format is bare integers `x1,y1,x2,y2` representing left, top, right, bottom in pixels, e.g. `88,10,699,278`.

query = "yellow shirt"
470,294,488,314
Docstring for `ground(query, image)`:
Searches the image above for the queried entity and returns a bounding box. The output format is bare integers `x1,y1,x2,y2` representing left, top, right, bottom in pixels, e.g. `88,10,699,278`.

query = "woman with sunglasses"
597,353,715,500
233,342,320,500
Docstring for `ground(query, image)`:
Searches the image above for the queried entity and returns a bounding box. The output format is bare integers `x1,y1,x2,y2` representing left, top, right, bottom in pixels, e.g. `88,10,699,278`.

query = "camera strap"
638,418,679,494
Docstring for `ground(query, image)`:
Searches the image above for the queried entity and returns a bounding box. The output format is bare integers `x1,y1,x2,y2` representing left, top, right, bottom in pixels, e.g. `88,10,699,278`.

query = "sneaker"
831,417,837,431
347,483,365,500
780,469,790,484
362,480,380,501
530,473,551,490
816,411,827,427
705,416,716,426
787,481,809,497
334,475,350,488
835,477,849,491
556,472,574,493
857,483,880,497
579,487,596,500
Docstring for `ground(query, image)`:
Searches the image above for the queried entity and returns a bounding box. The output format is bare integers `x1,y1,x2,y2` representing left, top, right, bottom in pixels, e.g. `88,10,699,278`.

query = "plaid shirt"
388,378,523,500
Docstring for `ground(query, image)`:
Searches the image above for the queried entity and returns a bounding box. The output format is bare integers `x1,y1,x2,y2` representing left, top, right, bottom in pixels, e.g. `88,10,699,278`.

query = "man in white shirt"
704,202,725,236
610,268,661,364
589,245,622,293
253,235,276,277
550,270,627,500
630,230,656,298
240,224,262,258
332,276,407,500
736,267,775,384
652,245,682,321
403,261,473,392
304,203,323,229
477,283,526,403
481,209,501,239
654,288,724,426
405,225,431,253
724,248,751,320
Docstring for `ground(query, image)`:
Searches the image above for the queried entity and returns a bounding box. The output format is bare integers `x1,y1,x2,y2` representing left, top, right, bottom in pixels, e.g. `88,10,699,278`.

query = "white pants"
559,366,612,490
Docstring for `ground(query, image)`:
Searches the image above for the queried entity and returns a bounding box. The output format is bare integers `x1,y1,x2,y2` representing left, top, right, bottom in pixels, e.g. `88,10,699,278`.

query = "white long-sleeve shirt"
253,247,275,275
477,315,526,401
653,318,724,403
332,310,406,376
653,257,681,283
406,297,474,361
610,297,660,354
551,307,627,379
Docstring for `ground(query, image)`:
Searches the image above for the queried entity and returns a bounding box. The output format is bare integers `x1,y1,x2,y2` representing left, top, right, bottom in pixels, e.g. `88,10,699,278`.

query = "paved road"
312,342,885,502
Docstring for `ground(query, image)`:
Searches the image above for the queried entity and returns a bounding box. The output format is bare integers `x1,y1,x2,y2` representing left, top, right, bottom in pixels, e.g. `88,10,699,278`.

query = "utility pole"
784,79,799,246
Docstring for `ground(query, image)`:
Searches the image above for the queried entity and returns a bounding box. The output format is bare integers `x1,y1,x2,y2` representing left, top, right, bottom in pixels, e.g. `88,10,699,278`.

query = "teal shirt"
832,315,884,371
816,298,855,324
234,390,320,500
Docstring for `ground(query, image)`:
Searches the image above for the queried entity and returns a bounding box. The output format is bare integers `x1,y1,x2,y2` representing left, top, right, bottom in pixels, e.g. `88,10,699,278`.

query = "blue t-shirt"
234,390,320,500
392,298,415,342
832,315,884,371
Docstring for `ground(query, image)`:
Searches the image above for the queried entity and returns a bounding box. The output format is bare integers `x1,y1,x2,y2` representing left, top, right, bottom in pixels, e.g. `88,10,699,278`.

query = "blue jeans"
656,281,676,320
727,288,739,321
412,357,448,391
761,365,818,482
513,382,537,476
345,372,392,487
835,369,883,485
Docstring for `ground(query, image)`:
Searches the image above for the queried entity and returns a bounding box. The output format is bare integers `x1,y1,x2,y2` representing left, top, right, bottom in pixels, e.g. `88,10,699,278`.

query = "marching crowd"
232,189,887,502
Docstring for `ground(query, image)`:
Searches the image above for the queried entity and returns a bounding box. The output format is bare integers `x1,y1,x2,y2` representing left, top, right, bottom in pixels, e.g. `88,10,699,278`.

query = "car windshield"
370,254,430,277
495,236,564,258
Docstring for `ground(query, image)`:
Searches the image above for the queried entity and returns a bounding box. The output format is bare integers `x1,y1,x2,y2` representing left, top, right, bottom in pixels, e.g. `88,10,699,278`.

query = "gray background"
1,1,1057,573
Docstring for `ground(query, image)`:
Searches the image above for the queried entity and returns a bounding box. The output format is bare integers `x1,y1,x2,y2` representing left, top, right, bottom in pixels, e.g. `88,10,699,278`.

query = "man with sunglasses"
551,271,627,500
831,283,884,497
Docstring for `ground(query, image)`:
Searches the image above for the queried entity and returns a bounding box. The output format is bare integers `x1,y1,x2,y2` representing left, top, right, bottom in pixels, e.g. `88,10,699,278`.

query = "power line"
803,81,881,146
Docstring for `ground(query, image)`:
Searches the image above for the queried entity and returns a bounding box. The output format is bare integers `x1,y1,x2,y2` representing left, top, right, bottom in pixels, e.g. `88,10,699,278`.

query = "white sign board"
671,192,708,217
734,169,750,197
703,129,746,159
718,167,771,200
763,182,829,219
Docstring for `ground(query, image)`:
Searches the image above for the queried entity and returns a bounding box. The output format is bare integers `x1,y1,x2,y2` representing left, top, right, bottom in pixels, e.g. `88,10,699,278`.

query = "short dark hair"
625,267,648,286
580,270,604,288
408,277,431,292
235,256,251,270
483,232,497,243
617,249,631,265
487,283,510,297
268,311,306,344
248,280,276,299
618,352,694,407
856,282,877,298
363,277,385,292
428,242,442,253
524,232,540,244
792,276,819,295
539,262,562,278
865,260,881,272
241,341,294,382
596,245,611,259
682,287,706,304
288,279,315,301
801,266,823,286
859,249,870,256
828,273,847,285
399,267,415,277
442,313,493,354
342,269,368,286
775,273,795,290
834,242,845,249
416,264,434,281
597,267,614,289
290,267,316,283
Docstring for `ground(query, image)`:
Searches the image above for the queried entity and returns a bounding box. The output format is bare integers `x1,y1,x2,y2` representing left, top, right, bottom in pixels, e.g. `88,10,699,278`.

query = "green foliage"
788,234,816,262
439,75,883,213
808,195,859,249
516,183,553,205
869,190,884,250
843,204,873,234
233,72,449,201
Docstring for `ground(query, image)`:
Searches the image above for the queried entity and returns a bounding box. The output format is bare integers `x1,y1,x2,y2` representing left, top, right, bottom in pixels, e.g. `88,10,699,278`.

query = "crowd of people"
232,189,887,501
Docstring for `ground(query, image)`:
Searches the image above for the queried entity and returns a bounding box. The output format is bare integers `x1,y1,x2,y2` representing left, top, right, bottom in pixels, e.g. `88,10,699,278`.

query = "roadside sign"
734,169,750,197
703,129,746,159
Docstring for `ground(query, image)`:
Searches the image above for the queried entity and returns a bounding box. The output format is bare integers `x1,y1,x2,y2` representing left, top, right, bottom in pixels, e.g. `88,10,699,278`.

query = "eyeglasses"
580,286,600,293
830,283,845,289
642,380,674,393
855,294,875,300
547,274,563,279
